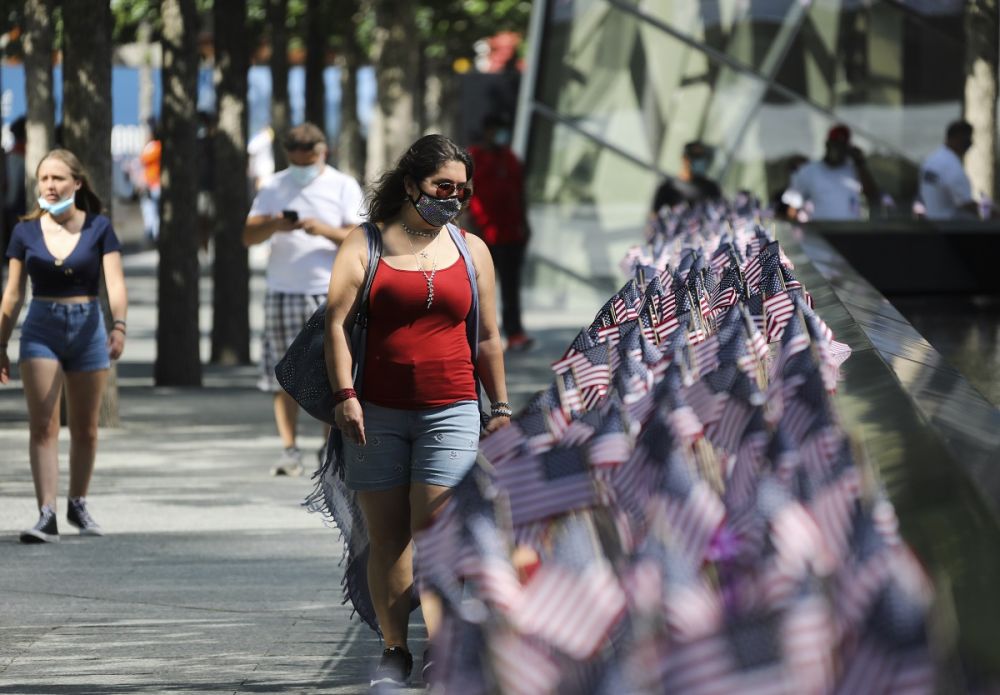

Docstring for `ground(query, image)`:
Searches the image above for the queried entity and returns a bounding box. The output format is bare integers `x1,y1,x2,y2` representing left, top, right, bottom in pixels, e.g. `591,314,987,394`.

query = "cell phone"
281,209,299,223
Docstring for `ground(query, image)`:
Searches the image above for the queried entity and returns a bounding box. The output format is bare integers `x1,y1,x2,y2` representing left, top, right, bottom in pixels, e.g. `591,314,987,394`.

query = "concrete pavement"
0,246,591,694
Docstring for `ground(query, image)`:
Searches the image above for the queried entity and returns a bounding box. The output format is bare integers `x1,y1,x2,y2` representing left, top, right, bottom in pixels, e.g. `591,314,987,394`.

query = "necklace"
404,231,439,309
402,221,438,238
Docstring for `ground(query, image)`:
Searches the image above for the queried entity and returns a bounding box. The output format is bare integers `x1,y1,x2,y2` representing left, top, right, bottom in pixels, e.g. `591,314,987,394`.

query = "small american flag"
494,442,598,526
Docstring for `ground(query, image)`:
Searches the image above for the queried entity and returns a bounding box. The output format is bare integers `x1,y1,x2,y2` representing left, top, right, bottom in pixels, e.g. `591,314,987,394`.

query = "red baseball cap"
827,124,851,143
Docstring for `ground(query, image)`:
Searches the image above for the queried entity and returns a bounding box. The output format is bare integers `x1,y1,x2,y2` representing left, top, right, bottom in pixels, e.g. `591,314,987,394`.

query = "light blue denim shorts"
342,400,481,491
19,299,110,372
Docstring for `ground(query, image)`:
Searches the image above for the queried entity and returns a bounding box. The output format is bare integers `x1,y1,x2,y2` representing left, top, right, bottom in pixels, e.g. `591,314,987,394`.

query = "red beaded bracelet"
332,388,358,405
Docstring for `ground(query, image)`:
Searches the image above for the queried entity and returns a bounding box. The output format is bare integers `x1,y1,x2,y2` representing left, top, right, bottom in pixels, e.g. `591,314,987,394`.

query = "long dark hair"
22,149,103,220
364,134,474,224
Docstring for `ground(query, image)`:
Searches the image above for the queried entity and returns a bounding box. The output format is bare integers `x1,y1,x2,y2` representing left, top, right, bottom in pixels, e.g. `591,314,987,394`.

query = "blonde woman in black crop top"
0,149,128,543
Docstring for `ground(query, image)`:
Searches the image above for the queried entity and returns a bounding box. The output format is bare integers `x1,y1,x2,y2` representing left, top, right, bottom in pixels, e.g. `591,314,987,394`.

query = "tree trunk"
963,0,998,203
211,0,251,366
267,0,290,172
422,57,461,140
366,0,420,180
336,0,365,180
22,0,55,211
63,0,121,427
156,0,202,386
305,0,327,130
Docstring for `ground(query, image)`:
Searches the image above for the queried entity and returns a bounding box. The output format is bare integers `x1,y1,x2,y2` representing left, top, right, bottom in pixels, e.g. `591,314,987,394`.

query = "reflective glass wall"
520,0,967,303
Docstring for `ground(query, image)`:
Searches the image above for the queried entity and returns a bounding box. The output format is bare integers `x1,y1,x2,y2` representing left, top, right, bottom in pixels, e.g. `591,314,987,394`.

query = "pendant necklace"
404,229,439,309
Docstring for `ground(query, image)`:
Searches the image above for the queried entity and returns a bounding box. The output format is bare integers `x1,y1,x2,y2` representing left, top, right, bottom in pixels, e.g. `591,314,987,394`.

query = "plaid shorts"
258,290,327,392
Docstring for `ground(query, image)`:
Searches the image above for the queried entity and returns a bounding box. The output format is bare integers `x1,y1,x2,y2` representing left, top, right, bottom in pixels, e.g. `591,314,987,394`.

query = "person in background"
243,122,364,477
918,120,981,220
650,140,722,213
772,154,808,220
4,117,27,255
326,134,511,688
466,114,534,351
0,149,128,543
247,124,276,193
784,124,878,221
139,120,162,242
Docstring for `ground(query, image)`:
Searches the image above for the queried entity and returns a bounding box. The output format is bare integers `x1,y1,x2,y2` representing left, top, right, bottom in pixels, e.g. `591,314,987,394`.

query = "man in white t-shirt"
244,122,364,476
918,120,978,220
784,124,878,221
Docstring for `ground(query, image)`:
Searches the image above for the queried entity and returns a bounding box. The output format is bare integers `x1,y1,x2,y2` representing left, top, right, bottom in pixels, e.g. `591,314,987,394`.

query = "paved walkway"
0,248,589,694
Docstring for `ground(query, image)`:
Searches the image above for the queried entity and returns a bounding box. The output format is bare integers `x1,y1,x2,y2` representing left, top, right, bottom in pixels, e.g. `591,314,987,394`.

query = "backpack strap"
447,222,479,359
350,222,383,391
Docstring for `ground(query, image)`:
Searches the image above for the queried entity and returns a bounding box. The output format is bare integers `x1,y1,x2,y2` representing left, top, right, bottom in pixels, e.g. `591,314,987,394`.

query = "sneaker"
421,647,435,685
20,505,60,544
270,447,304,477
370,646,413,689
506,332,535,352
67,497,105,536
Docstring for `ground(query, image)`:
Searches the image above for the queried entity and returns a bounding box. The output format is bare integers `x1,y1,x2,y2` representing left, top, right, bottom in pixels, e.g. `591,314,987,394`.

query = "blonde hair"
22,148,103,220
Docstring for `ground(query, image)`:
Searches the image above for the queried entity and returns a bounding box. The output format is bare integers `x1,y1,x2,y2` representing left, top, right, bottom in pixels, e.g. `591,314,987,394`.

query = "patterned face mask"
409,190,463,227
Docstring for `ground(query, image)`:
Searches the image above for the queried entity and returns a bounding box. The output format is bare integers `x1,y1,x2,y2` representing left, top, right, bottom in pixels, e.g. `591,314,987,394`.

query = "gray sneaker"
20,505,60,544
67,497,104,536
270,447,304,477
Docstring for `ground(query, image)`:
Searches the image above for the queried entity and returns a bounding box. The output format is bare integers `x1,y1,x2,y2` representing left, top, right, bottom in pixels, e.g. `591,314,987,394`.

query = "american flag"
589,404,634,467
763,291,796,343
551,328,598,375
493,442,598,526
488,631,561,695
652,454,725,565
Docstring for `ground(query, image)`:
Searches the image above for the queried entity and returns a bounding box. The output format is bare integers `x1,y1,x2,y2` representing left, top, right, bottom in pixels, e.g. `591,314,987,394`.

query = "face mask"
410,191,463,227
288,163,321,187
493,129,511,147
38,195,75,216
689,158,709,176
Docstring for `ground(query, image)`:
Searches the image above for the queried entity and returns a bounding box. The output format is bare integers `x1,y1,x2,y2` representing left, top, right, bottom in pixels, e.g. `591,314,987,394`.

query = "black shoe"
20,505,60,544
370,646,413,689
421,647,435,685
67,497,105,536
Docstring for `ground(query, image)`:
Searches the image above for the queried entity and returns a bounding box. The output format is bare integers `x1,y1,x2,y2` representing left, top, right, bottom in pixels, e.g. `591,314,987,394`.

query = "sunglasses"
427,179,473,202
285,142,319,153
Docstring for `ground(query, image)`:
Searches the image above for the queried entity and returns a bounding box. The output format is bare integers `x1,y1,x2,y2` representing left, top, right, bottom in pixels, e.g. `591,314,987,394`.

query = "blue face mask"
288,163,321,187
38,195,75,216
689,157,710,176
493,129,511,147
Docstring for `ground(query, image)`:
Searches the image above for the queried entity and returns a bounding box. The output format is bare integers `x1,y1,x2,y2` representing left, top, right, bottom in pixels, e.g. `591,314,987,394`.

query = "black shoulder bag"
274,223,383,425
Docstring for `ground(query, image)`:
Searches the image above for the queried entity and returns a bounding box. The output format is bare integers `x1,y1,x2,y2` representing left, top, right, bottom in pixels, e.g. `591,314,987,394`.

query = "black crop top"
6,214,122,297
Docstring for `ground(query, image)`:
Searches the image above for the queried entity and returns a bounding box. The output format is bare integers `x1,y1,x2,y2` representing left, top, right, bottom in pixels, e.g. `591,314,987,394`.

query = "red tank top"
361,257,478,408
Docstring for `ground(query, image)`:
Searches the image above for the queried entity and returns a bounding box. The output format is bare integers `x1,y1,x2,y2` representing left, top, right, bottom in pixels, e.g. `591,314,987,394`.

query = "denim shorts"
19,300,110,372
342,400,481,491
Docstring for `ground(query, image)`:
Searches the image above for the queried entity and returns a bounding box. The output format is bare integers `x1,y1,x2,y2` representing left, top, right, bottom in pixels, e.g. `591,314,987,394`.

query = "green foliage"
416,0,532,61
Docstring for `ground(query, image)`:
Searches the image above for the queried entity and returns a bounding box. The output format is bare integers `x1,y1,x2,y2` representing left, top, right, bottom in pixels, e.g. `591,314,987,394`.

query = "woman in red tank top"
324,135,511,686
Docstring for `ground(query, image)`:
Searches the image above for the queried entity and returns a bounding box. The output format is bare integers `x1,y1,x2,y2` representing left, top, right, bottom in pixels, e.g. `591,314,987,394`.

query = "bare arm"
0,258,27,384
467,233,511,434
325,225,370,444
243,213,297,246
102,251,129,360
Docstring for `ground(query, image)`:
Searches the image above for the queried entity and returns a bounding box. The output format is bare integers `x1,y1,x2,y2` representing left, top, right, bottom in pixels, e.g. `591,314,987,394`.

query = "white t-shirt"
919,145,974,220
788,160,863,221
248,165,365,294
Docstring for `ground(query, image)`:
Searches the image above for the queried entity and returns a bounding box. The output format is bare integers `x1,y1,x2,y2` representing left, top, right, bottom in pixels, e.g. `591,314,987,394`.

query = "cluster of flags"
414,204,937,693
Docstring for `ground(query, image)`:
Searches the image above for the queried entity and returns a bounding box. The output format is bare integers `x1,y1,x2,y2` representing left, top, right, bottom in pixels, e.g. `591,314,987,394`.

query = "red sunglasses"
426,179,473,202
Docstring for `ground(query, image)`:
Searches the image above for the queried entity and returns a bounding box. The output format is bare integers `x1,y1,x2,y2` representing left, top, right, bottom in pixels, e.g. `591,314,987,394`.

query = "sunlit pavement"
0,243,590,694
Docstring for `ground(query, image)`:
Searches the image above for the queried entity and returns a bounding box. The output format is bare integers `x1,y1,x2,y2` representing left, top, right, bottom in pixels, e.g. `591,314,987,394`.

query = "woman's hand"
0,352,10,385
107,329,126,360
335,397,366,446
482,414,511,437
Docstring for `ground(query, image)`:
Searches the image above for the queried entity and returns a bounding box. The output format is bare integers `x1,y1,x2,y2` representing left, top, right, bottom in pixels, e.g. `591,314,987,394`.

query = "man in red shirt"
466,115,534,351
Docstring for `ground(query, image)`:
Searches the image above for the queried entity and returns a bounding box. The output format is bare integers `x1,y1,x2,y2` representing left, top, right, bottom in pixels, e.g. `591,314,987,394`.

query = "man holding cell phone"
244,122,365,476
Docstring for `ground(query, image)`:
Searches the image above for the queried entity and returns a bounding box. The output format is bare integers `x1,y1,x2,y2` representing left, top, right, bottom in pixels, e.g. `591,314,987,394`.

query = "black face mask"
409,190,463,227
